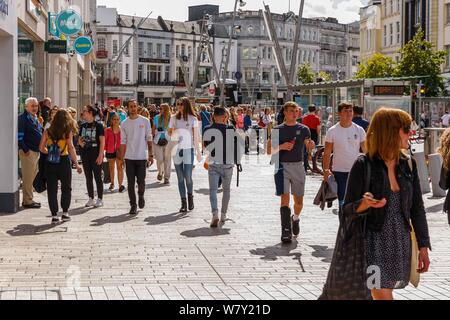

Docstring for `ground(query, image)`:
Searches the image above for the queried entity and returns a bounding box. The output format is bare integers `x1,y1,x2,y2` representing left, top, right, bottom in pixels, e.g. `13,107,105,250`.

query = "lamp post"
219,0,246,107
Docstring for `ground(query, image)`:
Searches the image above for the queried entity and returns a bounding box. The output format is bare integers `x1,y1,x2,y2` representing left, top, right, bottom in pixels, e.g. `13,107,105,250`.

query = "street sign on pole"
56,10,83,36
73,36,93,56
45,40,67,54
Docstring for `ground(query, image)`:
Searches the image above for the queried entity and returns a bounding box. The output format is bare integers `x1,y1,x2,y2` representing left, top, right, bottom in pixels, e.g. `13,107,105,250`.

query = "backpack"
47,132,67,164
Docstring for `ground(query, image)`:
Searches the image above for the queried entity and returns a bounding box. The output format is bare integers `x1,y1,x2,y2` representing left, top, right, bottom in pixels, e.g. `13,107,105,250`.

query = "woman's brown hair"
438,128,450,169
366,107,412,162
158,104,171,128
48,109,78,140
176,97,197,121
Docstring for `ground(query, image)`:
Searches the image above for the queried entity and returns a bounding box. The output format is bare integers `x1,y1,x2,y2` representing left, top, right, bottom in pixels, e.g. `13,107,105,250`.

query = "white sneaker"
85,198,95,207
220,213,227,223
210,214,220,228
94,199,104,208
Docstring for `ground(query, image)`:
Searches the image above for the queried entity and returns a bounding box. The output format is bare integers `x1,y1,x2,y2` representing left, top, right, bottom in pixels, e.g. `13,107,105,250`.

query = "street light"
239,0,247,7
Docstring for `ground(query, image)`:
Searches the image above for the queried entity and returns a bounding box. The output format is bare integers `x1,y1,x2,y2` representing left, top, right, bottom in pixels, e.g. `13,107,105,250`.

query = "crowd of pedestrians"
18,96,450,301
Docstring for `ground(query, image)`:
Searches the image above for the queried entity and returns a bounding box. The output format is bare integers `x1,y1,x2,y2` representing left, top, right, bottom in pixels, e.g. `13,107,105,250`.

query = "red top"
104,127,121,153
302,114,321,130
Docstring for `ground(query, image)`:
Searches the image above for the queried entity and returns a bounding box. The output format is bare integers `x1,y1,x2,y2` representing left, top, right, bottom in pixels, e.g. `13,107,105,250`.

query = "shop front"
18,28,35,113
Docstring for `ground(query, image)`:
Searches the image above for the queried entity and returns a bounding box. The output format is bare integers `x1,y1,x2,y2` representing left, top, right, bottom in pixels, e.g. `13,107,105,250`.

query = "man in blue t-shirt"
268,102,315,243
352,106,369,132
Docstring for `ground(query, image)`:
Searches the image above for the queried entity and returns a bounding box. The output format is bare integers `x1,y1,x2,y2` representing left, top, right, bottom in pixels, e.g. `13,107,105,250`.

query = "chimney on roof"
170,22,174,32
131,17,136,28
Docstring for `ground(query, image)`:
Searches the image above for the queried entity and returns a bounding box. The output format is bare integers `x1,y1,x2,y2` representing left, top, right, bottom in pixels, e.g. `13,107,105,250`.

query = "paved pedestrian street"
0,154,449,300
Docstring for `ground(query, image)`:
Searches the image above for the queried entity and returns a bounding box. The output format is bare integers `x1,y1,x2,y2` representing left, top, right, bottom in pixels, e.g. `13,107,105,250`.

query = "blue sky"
97,0,369,24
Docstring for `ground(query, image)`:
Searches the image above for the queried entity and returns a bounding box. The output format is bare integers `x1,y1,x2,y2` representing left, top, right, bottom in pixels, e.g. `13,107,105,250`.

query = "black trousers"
45,156,72,216
81,149,103,200
125,159,147,207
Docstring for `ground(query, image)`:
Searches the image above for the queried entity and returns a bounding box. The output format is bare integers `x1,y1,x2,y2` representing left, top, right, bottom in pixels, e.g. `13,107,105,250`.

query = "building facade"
0,0,19,212
96,6,236,106
213,10,359,103
381,0,402,62
360,1,382,64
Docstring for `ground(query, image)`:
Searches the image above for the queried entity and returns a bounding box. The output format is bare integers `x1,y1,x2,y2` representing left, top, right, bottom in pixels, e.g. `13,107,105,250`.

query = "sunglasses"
403,126,411,134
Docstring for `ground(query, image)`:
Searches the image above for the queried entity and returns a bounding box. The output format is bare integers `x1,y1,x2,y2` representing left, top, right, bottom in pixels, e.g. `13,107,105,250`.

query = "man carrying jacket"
18,97,43,209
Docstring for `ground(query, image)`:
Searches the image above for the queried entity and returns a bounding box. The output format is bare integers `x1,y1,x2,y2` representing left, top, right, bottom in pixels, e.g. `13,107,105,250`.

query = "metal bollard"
429,153,447,197
412,151,431,194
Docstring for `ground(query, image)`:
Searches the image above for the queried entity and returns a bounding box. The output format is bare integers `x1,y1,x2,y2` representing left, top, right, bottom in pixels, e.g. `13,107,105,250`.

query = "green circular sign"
73,36,93,56
56,10,82,36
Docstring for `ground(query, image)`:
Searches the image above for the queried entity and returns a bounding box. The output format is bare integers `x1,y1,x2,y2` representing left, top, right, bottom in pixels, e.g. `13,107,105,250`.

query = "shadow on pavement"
250,241,304,266
6,223,68,236
69,206,94,216
426,203,444,213
195,188,222,196
309,245,334,263
180,227,230,238
146,182,168,189
145,211,188,225
90,214,138,226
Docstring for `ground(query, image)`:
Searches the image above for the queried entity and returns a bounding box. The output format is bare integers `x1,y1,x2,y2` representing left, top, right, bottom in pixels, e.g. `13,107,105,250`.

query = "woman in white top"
168,97,202,213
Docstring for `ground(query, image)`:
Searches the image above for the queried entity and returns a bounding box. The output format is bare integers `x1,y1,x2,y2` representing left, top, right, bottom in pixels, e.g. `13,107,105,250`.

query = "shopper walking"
152,103,173,184
168,97,202,213
18,97,43,209
78,105,105,208
323,102,367,220
39,109,83,224
118,100,154,215
268,102,315,243
320,108,431,300
105,113,125,192
203,107,241,227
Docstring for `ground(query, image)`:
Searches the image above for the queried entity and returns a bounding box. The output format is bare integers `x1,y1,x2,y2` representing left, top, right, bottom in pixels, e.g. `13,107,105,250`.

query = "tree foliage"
355,53,396,79
297,63,315,84
394,29,448,97
297,63,332,84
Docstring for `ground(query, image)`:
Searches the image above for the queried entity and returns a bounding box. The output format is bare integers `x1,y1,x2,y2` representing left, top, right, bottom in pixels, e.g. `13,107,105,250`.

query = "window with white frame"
98,38,106,51
390,24,393,46
125,64,130,81
113,40,118,55
148,43,153,57
447,4,450,24
138,42,144,57
157,44,162,58
396,22,400,44
165,44,170,58
384,25,387,47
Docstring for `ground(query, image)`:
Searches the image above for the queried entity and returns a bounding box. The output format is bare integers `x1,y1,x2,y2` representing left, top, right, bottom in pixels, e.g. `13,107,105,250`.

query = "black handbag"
157,138,168,147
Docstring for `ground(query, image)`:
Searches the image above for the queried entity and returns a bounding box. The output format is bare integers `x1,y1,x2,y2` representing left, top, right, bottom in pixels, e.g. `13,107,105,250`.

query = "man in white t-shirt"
442,111,450,128
323,102,366,219
118,99,154,215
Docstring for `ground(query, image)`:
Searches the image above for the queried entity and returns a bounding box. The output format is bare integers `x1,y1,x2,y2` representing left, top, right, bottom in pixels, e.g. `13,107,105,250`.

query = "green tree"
317,71,332,82
355,53,396,79
394,29,448,97
297,63,315,84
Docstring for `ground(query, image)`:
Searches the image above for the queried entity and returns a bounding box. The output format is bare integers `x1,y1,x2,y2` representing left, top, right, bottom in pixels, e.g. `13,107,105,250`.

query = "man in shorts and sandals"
268,102,315,243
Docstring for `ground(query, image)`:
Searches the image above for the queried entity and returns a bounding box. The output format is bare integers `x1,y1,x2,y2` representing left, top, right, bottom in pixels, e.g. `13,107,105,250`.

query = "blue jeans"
208,164,234,215
333,171,350,207
174,148,194,198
